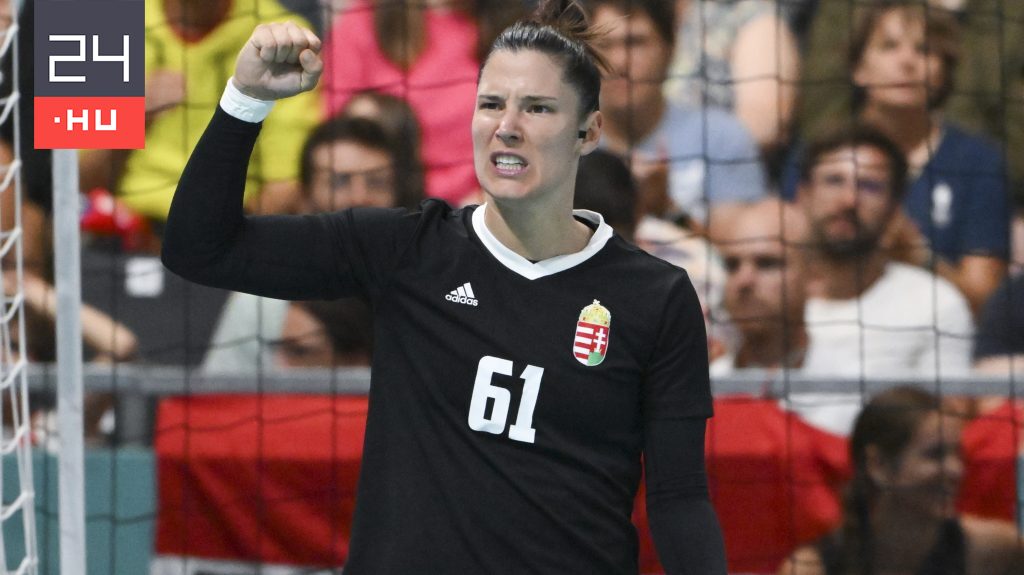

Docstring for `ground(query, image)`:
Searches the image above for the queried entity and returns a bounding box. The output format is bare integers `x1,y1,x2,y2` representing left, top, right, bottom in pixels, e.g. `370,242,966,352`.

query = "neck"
807,249,888,301
735,327,807,370
861,104,941,160
870,506,946,574
483,200,593,262
601,99,665,156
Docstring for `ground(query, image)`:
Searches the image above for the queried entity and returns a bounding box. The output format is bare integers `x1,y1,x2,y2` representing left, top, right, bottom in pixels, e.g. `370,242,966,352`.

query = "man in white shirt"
791,125,974,434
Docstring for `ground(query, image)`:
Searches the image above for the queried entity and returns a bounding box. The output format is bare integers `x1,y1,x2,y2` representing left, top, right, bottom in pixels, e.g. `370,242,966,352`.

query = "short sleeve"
703,108,768,204
974,275,1024,359
960,149,1010,260
643,272,714,421
928,277,975,377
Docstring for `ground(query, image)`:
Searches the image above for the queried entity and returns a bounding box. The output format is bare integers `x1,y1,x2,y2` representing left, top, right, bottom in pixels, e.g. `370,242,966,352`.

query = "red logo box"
35,96,145,149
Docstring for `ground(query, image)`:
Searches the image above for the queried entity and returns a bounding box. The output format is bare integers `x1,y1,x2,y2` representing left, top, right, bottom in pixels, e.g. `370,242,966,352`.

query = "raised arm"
231,22,323,102
162,23,349,300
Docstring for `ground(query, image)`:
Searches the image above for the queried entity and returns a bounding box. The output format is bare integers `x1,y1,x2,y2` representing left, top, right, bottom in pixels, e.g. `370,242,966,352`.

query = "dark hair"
849,1,961,111
294,298,374,364
799,123,909,202
840,386,943,575
374,0,526,70
574,149,638,240
342,90,423,157
340,90,427,206
582,0,676,47
299,115,425,210
482,0,606,119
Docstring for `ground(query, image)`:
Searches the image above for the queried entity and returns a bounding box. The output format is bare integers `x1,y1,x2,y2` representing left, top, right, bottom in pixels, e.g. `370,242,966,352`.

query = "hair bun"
532,0,590,40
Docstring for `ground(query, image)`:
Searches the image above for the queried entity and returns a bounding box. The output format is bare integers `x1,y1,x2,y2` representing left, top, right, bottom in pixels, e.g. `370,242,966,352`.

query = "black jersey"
163,108,714,574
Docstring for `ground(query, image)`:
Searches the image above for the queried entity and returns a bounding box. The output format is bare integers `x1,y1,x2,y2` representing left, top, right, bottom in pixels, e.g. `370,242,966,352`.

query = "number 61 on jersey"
468,356,544,444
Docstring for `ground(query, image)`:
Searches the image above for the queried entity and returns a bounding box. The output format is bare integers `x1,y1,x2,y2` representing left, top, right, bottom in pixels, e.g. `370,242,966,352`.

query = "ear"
578,111,603,155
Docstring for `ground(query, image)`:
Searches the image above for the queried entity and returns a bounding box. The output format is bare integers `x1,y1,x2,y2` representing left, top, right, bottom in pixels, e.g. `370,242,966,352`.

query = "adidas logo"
445,282,479,306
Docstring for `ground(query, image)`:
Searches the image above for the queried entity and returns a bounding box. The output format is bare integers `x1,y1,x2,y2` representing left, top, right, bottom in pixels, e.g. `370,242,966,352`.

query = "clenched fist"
232,21,323,101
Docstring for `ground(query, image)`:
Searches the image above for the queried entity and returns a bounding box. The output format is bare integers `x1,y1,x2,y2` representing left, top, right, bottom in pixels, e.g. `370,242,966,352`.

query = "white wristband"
220,78,275,123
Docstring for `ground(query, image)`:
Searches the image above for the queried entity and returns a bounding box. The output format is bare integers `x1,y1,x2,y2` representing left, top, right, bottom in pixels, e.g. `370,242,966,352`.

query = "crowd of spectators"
1,0,1022,572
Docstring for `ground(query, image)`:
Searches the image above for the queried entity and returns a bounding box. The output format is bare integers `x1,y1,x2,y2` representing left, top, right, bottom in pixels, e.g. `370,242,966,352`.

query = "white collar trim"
471,203,613,280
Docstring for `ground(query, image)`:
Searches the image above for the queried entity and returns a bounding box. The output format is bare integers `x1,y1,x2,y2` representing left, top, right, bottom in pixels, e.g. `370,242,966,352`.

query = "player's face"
874,412,963,520
274,304,335,368
720,222,804,337
798,145,896,259
473,49,599,205
854,9,945,111
592,6,672,117
307,141,396,212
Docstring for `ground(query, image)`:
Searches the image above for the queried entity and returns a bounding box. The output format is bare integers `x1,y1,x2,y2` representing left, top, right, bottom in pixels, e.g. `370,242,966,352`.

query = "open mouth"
492,153,528,176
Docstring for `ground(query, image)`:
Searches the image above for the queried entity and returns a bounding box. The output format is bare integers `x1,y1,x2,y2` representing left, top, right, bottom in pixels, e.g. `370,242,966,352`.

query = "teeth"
495,155,524,166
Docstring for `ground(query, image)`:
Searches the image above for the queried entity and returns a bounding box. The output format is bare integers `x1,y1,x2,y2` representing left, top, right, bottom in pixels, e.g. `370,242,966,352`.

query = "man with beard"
791,125,973,435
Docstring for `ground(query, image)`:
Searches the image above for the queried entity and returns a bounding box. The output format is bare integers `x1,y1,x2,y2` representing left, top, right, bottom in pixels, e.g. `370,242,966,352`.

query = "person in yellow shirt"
80,0,322,221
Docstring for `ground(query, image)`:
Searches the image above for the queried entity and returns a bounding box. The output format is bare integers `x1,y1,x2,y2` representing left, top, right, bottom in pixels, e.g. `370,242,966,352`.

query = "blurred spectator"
203,114,420,373
790,1,1010,315
573,149,639,241
574,148,728,361
299,115,424,211
0,0,50,276
279,0,327,35
78,0,321,372
5,270,138,365
342,90,423,149
76,168,229,368
778,386,1023,575
973,272,1024,374
322,0,525,204
0,139,49,277
780,0,820,47
79,0,322,220
587,0,766,227
273,299,374,369
80,243,229,367
946,0,1024,195
956,398,1024,525
341,90,426,203
1014,201,1024,275
793,125,973,434
664,0,800,157
710,198,808,375
4,270,138,443
154,298,373,573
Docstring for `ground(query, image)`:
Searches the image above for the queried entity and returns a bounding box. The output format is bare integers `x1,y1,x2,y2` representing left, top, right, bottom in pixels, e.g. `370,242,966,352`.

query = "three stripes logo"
445,282,479,306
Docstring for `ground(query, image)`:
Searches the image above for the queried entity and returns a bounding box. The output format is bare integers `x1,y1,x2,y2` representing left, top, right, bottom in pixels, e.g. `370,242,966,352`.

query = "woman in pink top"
323,0,524,205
